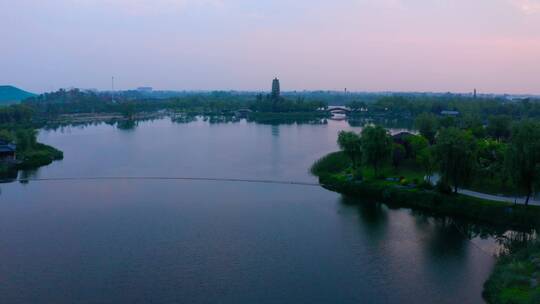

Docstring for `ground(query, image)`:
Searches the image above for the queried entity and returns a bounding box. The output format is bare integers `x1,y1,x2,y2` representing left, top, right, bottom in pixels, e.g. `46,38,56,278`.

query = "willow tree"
505,121,540,206
434,127,476,193
361,125,392,177
415,112,438,144
337,131,362,169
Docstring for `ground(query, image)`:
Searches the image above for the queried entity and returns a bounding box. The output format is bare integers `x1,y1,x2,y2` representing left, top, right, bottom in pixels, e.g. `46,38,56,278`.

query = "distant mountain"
0,85,36,104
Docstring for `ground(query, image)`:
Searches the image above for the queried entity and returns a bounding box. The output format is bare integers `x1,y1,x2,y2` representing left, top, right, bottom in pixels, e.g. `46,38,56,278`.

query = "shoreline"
317,173,540,230
312,151,540,303
312,151,540,230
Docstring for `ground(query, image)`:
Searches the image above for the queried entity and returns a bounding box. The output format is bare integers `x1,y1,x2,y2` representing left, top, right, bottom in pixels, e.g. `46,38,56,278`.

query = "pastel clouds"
508,0,540,14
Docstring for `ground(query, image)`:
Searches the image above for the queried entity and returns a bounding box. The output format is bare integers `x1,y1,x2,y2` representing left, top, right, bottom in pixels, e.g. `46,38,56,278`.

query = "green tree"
0,129,14,142
439,116,456,129
361,125,392,177
392,143,406,168
461,114,486,138
417,146,436,183
337,131,362,169
505,121,540,205
415,113,438,144
15,129,38,152
408,134,429,158
347,101,367,112
477,139,507,179
120,102,136,119
434,127,477,193
408,135,436,182
487,115,511,141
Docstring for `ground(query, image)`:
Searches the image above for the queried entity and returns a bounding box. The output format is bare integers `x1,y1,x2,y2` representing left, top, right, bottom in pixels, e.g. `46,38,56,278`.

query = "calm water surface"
0,118,496,303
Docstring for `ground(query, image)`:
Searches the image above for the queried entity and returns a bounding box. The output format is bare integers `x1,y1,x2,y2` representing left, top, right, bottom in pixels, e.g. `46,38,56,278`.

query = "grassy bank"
484,241,540,304
16,143,63,169
312,151,540,230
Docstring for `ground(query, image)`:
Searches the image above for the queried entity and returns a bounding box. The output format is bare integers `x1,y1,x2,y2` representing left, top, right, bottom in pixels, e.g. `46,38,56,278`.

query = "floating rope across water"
9,176,505,256
14,176,321,187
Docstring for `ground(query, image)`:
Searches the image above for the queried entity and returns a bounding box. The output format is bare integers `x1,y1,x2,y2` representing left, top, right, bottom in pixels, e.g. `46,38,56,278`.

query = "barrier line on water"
10,176,499,256
14,176,321,187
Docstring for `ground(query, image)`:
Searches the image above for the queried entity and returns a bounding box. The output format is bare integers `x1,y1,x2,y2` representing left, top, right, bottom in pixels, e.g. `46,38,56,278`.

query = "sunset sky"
1,0,539,94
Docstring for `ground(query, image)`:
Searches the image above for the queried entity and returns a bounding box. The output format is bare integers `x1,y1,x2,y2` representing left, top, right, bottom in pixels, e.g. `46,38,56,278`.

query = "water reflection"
339,194,534,259
19,168,41,182
496,231,537,256
202,115,241,124
115,119,137,130
271,125,280,137
341,195,388,231
170,114,197,124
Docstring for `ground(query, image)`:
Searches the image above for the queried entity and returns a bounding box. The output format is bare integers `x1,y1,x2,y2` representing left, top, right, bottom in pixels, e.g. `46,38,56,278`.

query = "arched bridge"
325,106,352,114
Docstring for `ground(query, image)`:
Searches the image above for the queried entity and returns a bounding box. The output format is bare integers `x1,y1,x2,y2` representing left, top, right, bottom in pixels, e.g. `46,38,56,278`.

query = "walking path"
458,189,540,206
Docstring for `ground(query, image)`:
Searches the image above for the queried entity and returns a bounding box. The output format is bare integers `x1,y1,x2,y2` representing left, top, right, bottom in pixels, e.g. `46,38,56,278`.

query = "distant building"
271,78,280,99
0,140,16,161
137,87,153,93
440,110,460,116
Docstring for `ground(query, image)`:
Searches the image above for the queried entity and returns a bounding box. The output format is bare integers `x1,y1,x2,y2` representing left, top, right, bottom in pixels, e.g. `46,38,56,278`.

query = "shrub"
353,170,363,181
436,180,453,194
418,180,434,190
311,152,351,176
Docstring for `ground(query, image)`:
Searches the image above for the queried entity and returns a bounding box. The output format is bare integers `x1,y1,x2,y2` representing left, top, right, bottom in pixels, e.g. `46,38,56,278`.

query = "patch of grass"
499,287,533,304
310,151,351,176
484,242,540,304
17,143,63,169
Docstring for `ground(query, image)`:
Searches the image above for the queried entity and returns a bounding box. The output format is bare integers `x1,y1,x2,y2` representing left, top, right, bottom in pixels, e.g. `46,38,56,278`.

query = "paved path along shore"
458,189,540,206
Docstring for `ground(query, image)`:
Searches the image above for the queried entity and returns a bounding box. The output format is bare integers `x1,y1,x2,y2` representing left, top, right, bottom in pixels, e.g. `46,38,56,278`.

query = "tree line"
348,95,540,119
21,88,328,118
337,113,540,205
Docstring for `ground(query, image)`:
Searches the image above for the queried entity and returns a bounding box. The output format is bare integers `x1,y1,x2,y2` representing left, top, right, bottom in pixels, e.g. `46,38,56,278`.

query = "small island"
0,105,63,180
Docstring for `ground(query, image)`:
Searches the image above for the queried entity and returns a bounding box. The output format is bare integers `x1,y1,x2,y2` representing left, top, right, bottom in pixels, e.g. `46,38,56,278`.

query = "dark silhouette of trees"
415,113,438,144
434,128,476,193
337,131,362,169
361,126,392,177
487,115,512,141
505,121,540,205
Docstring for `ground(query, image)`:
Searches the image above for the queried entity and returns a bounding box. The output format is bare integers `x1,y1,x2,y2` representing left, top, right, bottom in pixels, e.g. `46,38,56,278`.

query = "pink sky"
1,0,539,94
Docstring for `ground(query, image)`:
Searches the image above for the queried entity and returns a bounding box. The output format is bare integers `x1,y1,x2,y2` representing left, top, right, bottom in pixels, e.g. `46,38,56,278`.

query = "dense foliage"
319,108,540,205
22,88,328,118
505,121,540,205
337,131,362,169
484,238,540,304
0,104,33,124
360,126,393,177
434,128,476,193
310,152,350,176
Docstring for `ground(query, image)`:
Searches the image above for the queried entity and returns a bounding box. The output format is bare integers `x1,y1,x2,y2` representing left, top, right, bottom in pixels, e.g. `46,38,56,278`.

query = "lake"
0,117,497,303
